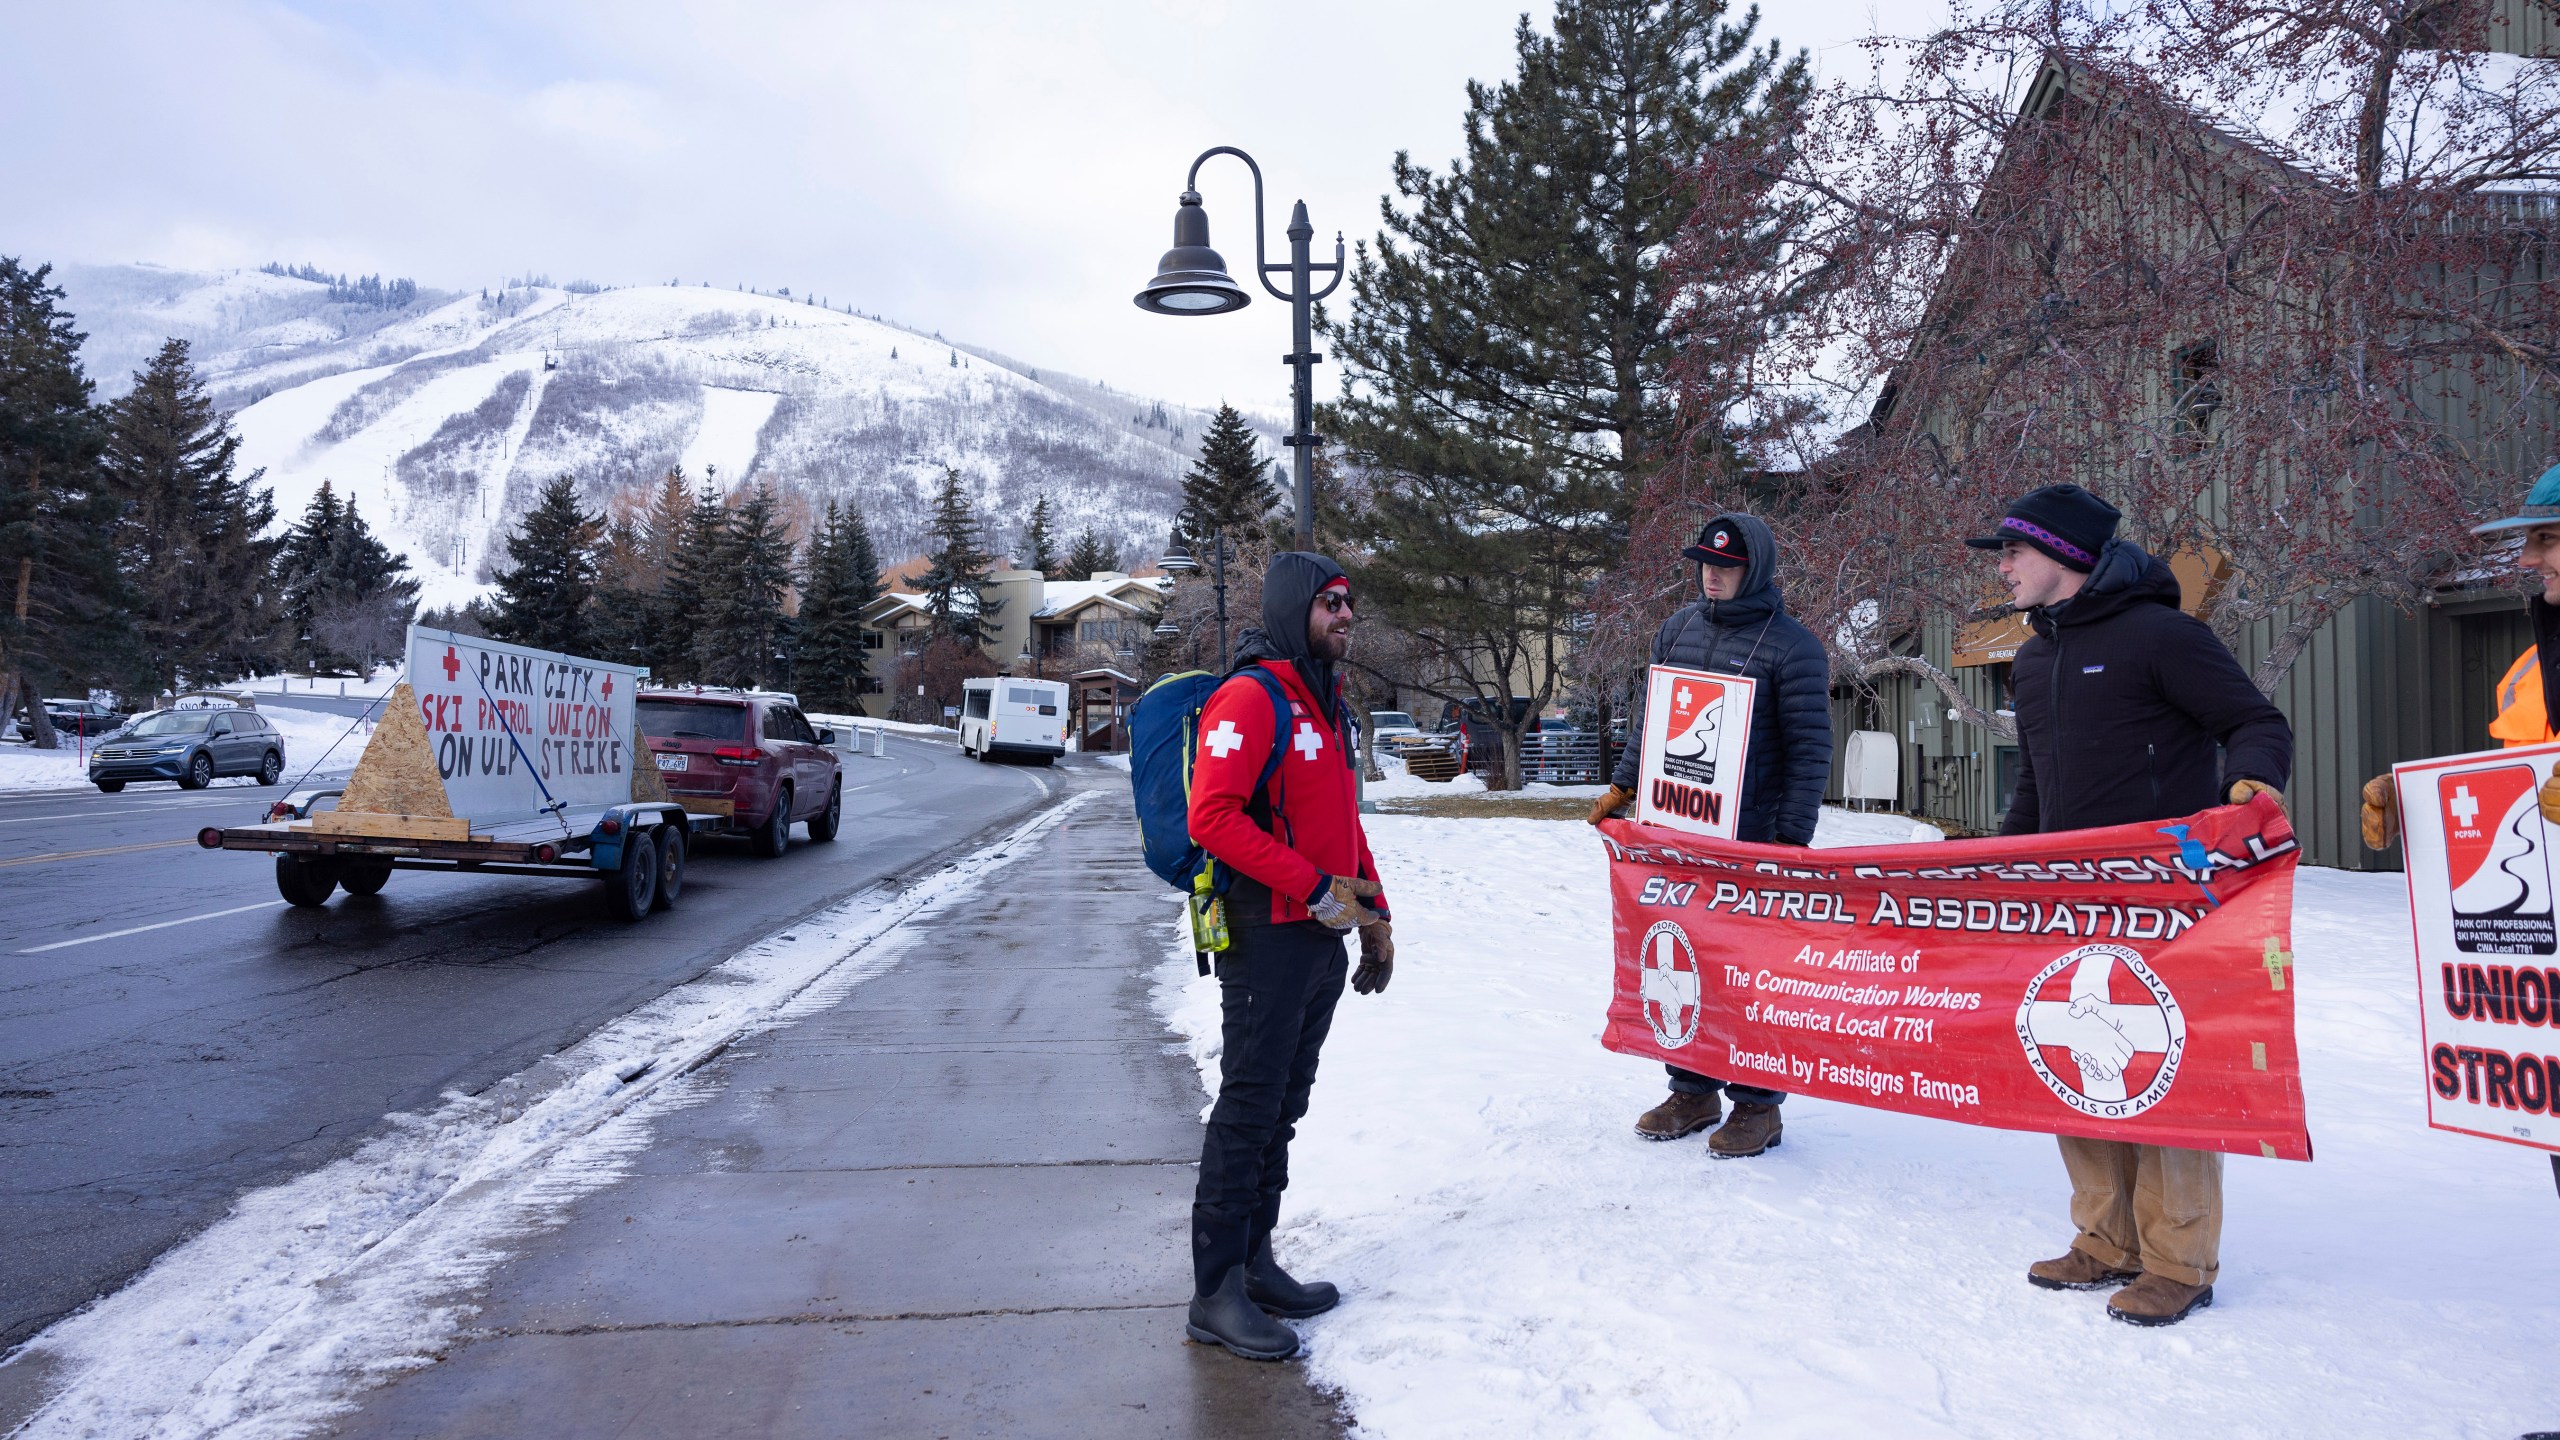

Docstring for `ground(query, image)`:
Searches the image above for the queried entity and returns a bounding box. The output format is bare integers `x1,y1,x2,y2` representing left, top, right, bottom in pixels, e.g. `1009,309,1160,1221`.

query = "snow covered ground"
1156,809,2560,1438
0,706,374,794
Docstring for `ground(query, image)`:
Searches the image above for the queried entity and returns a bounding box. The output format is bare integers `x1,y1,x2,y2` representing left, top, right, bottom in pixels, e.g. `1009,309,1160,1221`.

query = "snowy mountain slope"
48,264,1271,610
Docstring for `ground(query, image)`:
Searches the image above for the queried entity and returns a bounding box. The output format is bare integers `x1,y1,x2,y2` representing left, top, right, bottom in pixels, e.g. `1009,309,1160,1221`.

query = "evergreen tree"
0,257,135,738
584,512,655,666
794,499,883,711
1178,404,1281,540
1327,0,1806,787
1023,495,1064,580
276,481,342,664
101,339,284,689
655,481,728,682
485,474,601,655
1063,528,1120,581
916,466,999,645
274,487,417,674
696,483,795,688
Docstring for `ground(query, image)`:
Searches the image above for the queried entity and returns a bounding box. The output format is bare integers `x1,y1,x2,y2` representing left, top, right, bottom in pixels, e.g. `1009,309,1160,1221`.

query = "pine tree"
101,339,284,689
275,488,418,675
276,481,343,665
1179,404,1280,540
655,481,728,683
916,466,999,645
0,260,136,742
1063,528,1120,581
584,513,654,666
1023,495,1064,580
485,474,601,655
694,483,795,688
794,500,883,712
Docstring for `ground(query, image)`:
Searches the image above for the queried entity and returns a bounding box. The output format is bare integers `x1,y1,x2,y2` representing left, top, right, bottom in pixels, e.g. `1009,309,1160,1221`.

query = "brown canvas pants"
2058,1137,2223,1287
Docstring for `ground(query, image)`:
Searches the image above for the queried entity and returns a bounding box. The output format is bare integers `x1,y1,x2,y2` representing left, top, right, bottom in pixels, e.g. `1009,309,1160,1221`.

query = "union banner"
1600,795,2311,1159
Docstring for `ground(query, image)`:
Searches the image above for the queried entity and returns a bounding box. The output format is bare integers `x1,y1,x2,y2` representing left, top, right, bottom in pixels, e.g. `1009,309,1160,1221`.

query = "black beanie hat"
1964,484,2120,573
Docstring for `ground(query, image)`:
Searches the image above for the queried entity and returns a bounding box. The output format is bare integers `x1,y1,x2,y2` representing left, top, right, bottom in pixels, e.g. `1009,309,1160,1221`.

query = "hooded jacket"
1609,513,1835,845
1187,553,1388,926
2001,538,2293,835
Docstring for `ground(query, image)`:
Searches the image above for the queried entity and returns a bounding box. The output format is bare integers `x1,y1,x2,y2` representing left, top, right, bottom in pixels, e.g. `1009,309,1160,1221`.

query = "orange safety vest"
2492,646,2558,747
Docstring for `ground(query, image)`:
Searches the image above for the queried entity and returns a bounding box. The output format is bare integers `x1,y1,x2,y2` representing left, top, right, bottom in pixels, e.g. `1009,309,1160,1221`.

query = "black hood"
1235,551,1349,708
1695,511,1785,628
2032,538,2183,635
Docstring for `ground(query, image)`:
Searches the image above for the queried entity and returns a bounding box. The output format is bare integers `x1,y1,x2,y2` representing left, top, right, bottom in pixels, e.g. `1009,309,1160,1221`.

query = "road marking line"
19,901,291,953
0,812,84,825
0,838,196,868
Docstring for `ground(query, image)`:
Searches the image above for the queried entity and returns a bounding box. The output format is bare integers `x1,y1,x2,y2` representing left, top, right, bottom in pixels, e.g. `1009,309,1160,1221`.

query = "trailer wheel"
606,833,658,921
340,861,392,896
652,827,685,910
807,781,841,843
276,855,338,907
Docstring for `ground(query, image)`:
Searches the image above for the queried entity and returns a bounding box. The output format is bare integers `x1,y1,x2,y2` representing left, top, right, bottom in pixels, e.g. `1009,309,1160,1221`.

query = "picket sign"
1633,663,1757,840
2394,740,2560,1162
317,627,662,840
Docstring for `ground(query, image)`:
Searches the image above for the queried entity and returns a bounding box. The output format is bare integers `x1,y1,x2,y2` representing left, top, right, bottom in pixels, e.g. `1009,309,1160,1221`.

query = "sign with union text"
406,626,643,824
1600,796,2310,1159
1634,664,1757,840
2395,741,2560,1155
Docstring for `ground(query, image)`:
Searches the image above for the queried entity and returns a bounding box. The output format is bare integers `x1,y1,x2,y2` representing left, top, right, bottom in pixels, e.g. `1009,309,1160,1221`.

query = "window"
861,631,884,650
1006,685,1051,707
964,688,991,719
2173,341,2220,454
637,700,747,741
856,676,884,695
1079,619,1125,646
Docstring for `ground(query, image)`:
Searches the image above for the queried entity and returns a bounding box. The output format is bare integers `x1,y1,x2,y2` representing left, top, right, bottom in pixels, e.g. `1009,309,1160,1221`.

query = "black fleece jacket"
1609,513,1835,845
2002,539,2293,835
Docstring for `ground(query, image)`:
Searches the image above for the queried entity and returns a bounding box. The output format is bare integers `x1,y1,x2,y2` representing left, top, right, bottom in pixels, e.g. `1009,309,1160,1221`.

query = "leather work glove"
2227,779,2286,814
2360,775,2398,850
2542,771,2560,827
1354,920,1394,995
1586,785,1634,827
1308,874,1383,932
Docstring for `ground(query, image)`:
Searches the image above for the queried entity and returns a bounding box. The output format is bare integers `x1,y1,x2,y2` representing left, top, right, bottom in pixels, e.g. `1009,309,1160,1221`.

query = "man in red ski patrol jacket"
1181,550,1391,1361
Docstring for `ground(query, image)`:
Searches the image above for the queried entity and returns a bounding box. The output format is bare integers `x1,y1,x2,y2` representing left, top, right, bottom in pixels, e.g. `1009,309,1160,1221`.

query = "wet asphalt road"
0,734,1056,1352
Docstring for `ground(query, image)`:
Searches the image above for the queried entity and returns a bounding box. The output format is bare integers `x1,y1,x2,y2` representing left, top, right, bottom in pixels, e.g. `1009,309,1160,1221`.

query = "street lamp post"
1134,147,1345,554
1156,529,1235,671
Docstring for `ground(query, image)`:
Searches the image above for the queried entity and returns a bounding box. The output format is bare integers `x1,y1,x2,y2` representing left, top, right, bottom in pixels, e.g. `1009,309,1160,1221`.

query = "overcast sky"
4,1,1938,413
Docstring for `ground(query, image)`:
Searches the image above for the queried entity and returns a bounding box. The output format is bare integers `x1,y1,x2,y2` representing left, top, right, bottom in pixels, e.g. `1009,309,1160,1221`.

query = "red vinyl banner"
1600,796,2311,1159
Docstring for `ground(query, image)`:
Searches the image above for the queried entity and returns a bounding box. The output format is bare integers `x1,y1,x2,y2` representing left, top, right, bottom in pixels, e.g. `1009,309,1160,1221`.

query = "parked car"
1368,709,1423,748
44,697,124,735
636,689,842,857
89,707,285,791
959,677,1067,763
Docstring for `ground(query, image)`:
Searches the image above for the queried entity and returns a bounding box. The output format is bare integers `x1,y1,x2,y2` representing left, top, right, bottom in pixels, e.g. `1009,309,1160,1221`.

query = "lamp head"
1158,540,1198,574
1134,190,1249,316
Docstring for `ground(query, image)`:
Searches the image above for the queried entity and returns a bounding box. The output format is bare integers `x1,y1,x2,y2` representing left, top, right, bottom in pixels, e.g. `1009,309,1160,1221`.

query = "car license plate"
655,753,688,771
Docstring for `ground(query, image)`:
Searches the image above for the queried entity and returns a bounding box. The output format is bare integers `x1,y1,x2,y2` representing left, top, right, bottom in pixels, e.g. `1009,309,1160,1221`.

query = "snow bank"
11,793,1096,1439
1156,816,2560,1438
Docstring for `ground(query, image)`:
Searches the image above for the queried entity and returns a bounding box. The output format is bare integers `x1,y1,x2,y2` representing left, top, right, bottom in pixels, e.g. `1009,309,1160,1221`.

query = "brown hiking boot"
2106,1273,2214,1327
2027,1250,2142,1291
1707,1102,1783,1158
1634,1090,1721,1141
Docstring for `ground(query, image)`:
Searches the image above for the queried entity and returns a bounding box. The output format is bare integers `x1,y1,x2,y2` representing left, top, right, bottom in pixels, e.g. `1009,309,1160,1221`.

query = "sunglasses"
1317,590,1357,615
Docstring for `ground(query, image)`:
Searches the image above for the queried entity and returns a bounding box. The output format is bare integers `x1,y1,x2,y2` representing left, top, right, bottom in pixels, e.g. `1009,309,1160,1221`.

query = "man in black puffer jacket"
1973,484,2292,1329
1589,512,1833,1158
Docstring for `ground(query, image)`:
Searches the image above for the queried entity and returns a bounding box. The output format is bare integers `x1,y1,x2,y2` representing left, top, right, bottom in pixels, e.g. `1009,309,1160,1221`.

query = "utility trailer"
197,627,719,922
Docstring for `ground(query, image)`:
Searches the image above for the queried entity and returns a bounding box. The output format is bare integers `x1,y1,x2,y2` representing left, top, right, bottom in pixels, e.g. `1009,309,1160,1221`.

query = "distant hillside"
47,263,1276,609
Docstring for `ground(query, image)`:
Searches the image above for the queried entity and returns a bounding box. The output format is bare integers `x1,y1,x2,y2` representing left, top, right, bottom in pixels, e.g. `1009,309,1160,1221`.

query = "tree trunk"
20,675,59,750
1494,723,1525,792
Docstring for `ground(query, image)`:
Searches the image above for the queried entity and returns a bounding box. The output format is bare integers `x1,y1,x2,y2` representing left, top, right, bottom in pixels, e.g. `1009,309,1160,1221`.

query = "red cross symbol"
600,676,613,701
441,646,461,681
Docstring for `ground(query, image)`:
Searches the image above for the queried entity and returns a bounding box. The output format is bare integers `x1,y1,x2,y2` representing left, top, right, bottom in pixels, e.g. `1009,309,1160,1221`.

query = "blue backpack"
1128,665,1292,894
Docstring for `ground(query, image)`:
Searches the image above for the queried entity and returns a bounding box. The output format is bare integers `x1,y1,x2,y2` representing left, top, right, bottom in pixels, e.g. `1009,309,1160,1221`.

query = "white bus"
959,677,1069,764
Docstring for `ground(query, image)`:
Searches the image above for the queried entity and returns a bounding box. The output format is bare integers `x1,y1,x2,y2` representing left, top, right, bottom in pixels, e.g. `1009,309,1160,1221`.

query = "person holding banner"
2362,463,2560,849
1972,483,2293,1326
1181,551,1393,1361
1587,513,1833,1157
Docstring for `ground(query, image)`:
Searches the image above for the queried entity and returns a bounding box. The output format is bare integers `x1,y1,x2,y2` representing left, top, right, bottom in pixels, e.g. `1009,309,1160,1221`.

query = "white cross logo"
2016,944,2185,1116
1204,720,1244,759
2450,783,2480,830
1294,721,1325,761
1677,685,1692,708
1639,921,1700,1047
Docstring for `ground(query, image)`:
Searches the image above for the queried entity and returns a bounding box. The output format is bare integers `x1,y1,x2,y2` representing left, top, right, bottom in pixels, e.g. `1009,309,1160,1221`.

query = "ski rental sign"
2394,740,2560,1156
406,625,644,824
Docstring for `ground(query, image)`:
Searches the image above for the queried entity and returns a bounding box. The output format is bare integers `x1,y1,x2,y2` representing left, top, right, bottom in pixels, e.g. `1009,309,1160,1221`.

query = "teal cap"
2473,463,2560,535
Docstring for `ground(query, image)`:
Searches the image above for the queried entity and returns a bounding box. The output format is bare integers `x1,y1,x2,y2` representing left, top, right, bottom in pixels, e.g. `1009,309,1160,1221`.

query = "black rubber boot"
1246,1243,1339,1319
1187,1266,1302,1360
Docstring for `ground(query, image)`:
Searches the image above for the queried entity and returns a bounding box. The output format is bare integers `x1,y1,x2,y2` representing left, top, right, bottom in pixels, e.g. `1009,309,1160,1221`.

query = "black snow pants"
1190,880,1350,1297
1667,1066,1786,1107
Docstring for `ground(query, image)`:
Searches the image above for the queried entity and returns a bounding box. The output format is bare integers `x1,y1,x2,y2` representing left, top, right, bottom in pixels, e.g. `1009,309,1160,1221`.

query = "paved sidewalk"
336,780,1345,1438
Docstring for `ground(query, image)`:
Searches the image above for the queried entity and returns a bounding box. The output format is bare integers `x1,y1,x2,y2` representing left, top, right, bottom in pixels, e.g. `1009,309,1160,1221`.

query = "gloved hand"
2360,775,2398,850
2541,771,2560,826
1308,874,1383,931
2228,778,2286,814
1354,920,1394,995
1586,785,1634,826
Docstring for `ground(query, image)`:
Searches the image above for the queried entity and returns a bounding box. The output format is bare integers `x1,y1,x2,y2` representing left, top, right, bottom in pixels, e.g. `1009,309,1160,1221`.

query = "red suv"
637,690,842,857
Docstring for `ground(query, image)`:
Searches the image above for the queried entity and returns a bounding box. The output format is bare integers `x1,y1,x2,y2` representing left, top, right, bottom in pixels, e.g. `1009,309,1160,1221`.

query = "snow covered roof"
1032,575,1168,619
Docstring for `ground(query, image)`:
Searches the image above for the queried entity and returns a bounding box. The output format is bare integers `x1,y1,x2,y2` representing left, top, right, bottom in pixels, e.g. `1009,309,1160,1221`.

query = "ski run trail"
7,793,1096,1439
1157,807,2560,1440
